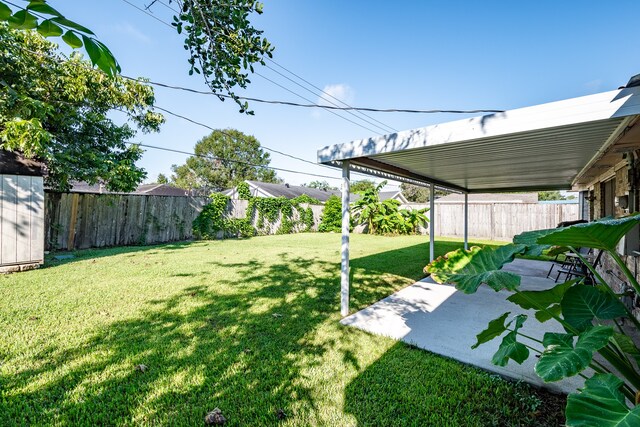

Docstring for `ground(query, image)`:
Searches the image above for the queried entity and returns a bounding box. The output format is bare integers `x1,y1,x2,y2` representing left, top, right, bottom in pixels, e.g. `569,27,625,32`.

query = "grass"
0,234,565,426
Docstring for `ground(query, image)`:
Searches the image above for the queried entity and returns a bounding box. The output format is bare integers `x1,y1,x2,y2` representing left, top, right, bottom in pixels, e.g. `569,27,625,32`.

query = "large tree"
170,129,280,192
400,183,449,202
0,1,274,112
304,180,337,191
0,25,164,190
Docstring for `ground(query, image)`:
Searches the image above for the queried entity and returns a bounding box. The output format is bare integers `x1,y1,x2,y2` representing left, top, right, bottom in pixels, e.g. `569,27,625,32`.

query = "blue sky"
60,0,640,188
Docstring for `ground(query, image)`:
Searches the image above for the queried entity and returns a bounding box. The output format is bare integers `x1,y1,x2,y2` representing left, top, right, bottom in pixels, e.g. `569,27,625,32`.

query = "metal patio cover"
317,86,640,193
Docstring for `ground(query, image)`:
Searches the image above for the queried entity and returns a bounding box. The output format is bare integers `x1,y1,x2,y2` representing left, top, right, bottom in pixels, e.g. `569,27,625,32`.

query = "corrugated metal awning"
317,86,640,192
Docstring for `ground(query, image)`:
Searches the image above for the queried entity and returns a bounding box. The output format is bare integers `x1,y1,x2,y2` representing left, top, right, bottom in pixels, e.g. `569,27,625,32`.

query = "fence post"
66,193,79,250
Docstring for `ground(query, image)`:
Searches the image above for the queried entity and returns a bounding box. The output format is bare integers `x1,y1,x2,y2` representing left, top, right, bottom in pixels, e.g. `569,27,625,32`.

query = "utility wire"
121,0,175,29
263,64,395,134
128,76,505,115
152,105,331,170
264,62,398,133
127,141,345,181
144,105,388,182
125,0,381,135
123,0,506,116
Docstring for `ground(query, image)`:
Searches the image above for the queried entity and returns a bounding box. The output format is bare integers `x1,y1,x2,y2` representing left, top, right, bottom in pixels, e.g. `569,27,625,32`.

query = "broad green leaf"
51,16,94,35
91,39,121,74
535,303,562,323
8,9,38,29
507,280,574,310
612,333,640,365
0,3,12,20
61,30,82,48
425,244,526,294
537,214,640,251
82,35,102,67
37,19,63,37
472,312,510,349
561,285,627,331
566,374,640,426
513,227,559,246
27,1,62,17
535,325,613,382
491,315,529,366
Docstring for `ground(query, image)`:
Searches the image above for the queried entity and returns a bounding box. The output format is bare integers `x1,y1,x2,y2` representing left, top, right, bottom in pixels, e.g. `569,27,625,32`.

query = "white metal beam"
464,193,469,250
429,183,435,262
341,161,350,317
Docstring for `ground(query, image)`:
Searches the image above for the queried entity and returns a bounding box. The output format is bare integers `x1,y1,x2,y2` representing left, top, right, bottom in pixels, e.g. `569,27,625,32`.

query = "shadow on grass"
5,237,520,425
43,240,199,268
3,255,346,425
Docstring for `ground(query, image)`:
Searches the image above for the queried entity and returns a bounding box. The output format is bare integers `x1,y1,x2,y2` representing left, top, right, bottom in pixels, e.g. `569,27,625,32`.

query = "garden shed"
318,76,640,315
0,150,45,272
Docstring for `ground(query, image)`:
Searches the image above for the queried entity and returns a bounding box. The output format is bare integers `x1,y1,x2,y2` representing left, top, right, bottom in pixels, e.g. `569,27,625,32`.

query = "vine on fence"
193,191,321,240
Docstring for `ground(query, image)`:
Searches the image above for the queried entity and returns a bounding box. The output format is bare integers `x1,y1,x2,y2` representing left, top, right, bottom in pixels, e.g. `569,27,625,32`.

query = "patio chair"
545,219,589,279
555,249,603,285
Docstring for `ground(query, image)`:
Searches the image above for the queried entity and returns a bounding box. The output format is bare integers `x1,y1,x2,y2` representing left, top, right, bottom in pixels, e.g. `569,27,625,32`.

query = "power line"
147,105,393,182
128,141,345,181
252,72,381,134
125,77,505,115
264,61,398,133
121,0,174,29
152,105,331,170
263,63,395,134
122,0,505,116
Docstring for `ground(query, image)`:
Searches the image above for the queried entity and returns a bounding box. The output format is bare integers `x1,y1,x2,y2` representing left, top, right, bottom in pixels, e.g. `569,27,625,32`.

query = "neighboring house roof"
0,150,46,176
435,193,539,204
379,190,409,204
134,184,190,196
65,182,191,196
244,180,340,202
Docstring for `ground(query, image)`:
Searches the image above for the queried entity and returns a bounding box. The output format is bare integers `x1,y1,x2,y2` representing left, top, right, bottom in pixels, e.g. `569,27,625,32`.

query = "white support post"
340,161,350,317
464,193,469,250
429,183,435,262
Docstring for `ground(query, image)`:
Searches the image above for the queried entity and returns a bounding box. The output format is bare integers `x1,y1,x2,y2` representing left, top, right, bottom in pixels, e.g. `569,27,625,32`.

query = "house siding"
587,153,640,319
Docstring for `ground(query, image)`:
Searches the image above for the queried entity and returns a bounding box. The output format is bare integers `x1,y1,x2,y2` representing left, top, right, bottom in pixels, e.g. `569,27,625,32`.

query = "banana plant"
425,214,640,425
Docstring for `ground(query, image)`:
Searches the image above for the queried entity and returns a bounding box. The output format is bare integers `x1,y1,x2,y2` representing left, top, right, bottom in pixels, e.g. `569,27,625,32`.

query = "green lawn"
0,234,564,426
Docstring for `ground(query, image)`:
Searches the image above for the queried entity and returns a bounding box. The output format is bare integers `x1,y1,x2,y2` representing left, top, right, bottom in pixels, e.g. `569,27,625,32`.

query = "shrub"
319,195,342,232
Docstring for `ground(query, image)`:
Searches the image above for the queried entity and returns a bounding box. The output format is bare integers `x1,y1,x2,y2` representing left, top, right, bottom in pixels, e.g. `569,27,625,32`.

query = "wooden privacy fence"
44,193,325,251
45,192,209,250
421,202,579,241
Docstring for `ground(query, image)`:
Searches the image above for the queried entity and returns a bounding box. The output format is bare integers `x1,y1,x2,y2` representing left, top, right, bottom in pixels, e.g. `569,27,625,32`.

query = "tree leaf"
8,9,38,29
27,1,63,17
61,30,83,49
535,303,562,323
566,374,640,426
0,3,12,20
472,312,510,349
507,280,574,310
425,244,526,294
535,214,640,251
612,333,640,366
37,19,63,37
561,285,628,331
491,315,529,366
535,325,613,382
82,35,102,66
51,16,94,35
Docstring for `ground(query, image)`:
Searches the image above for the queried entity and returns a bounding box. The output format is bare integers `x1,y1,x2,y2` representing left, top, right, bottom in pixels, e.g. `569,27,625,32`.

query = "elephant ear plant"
425,214,640,425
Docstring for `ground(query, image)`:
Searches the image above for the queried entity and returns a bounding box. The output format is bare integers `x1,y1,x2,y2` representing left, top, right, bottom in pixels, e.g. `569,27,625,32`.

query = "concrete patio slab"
341,258,586,394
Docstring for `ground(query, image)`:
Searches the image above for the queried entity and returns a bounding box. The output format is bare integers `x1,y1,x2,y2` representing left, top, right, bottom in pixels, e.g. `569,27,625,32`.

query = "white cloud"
111,22,152,45
312,83,355,118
